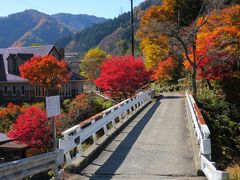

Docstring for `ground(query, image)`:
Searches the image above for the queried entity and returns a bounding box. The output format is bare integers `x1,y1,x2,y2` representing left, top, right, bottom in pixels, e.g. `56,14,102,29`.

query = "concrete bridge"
70,93,206,180
0,90,228,180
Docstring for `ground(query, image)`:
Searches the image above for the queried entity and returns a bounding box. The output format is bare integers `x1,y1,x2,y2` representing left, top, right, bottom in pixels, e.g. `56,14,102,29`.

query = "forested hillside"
0,10,106,48
55,0,162,57
52,13,107,31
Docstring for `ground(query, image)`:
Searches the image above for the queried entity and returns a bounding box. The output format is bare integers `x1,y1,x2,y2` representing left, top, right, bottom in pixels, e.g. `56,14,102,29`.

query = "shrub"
227,164,240,180
7,106,53,148
91,97,113,111
59,94,114,131
0,103,22,133
197,87,240,169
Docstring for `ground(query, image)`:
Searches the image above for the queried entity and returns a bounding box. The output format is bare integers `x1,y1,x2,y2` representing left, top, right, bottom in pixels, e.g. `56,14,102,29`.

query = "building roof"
0,45,54,82
0,141,29,149
0,133,11,143
13,53,34,61
0,133,29,149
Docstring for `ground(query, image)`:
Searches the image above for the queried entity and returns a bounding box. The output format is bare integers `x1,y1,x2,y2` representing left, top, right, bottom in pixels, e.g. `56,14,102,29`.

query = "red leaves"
20,55,70,88
95,56,150,99
191,5,240,80
7,106,52,148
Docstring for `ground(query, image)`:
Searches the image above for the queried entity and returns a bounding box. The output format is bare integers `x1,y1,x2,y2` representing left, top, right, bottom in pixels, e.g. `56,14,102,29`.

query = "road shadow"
80,100,161,180
161,95,185,99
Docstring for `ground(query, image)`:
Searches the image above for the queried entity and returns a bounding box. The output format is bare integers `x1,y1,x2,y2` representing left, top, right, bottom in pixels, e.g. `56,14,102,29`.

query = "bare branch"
171,30,194,66
194,16,208,33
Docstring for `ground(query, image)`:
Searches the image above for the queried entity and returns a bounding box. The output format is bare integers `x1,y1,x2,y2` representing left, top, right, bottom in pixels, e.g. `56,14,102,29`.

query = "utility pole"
131,0,135,56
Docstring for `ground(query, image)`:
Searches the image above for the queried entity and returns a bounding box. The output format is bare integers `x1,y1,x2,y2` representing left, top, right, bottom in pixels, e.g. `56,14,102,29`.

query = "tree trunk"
206,79,213,90
192,65,197,99
201,67,213,90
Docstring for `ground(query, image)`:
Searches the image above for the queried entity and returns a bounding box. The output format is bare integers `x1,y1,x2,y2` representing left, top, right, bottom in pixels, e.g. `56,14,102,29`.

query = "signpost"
46,95,61,180
46,95,61,150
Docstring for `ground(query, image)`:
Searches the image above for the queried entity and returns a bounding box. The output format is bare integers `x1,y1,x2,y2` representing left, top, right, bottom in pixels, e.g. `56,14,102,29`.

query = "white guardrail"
186,92,229,180
59,89,154,164
0,149,64,180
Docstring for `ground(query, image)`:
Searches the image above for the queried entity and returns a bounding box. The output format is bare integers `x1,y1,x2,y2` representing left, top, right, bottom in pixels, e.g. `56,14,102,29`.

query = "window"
4,86,8,96
35,85,48,97
60,83,71,97
21,85,25,96
12,86,16,96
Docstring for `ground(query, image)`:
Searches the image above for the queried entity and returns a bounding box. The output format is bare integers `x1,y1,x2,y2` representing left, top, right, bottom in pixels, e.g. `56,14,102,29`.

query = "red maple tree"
7,106,52,148
20,55,70,89
95,56,150,99
184,5,240,80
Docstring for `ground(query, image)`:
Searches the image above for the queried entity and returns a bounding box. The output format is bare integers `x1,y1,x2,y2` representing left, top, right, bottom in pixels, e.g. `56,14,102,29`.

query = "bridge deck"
70,93,207,180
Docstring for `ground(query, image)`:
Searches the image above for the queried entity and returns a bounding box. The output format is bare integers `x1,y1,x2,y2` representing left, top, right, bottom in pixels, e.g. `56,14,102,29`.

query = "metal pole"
131,0,135,56
52,117,57,150
52,117,59,179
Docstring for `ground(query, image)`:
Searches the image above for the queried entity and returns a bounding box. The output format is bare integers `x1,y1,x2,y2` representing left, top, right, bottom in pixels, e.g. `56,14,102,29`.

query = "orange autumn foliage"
184,5,240,79
153,57,177,81
138,0,175,70
20,55,70,88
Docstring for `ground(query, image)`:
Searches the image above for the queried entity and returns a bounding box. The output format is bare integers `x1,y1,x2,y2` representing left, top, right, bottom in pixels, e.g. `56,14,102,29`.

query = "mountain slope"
0,10,107,48
55,0,162,56
52,13,107,31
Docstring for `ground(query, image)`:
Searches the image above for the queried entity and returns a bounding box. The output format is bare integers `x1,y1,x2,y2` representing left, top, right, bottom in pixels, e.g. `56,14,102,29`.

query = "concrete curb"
185,98,205,176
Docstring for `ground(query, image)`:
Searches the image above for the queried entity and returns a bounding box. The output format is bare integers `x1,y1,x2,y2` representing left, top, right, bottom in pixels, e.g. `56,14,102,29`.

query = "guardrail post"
91,120,98,144
65,152,72,164
77,143,83,157
119,113,125,123
215,171,229,180
201,125,211,160
112,119,116,128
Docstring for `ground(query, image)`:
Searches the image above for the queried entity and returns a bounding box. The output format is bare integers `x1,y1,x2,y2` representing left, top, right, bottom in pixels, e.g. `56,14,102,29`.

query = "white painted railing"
186,92,229,180
59,89,154,164
0,149,64,180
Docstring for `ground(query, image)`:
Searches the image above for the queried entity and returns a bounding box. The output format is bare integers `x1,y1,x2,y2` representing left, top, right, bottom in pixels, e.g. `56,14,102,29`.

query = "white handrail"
0,149,64,180
201,155,229,180
59,89,154,164
186,92,229,180
186,92,203,142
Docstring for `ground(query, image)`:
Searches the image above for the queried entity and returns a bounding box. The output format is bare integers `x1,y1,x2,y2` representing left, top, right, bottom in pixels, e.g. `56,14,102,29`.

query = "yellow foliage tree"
137,1,175,70
80,47,108,81
140,37,169,70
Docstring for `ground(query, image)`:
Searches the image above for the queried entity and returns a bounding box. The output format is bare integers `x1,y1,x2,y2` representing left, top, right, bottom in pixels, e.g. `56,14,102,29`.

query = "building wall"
0,83,30,104
0,81,84,105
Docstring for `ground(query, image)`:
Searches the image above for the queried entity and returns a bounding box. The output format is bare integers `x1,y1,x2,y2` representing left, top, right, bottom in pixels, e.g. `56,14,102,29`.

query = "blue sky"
1,0,145,18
